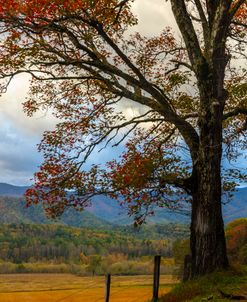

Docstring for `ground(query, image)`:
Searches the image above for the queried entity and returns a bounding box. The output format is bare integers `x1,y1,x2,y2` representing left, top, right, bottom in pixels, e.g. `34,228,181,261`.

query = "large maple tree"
0,0,246,278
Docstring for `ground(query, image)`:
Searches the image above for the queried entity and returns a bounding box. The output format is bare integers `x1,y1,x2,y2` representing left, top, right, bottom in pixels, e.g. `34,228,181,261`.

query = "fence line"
54,255,164,302
55,280,98,302
153,255,161,301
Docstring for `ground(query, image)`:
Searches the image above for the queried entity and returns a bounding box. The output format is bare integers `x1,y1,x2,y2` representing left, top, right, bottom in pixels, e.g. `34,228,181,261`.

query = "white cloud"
0,118,42,185
0,73,57,137
132,0,177,35
0,73,57,185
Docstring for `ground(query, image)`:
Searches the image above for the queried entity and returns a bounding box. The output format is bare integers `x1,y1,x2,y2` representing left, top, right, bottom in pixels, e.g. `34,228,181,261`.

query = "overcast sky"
0,0,246,186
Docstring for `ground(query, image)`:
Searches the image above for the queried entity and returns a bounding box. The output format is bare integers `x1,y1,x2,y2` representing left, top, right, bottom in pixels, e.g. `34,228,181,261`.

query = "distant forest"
0,223,188,264
0,219,245,276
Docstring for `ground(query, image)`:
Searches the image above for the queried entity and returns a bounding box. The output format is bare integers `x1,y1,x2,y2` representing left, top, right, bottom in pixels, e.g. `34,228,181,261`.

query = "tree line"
0,223,180,263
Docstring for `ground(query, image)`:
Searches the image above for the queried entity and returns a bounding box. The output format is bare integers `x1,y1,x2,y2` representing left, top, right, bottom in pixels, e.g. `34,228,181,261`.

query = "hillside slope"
0,196,111,229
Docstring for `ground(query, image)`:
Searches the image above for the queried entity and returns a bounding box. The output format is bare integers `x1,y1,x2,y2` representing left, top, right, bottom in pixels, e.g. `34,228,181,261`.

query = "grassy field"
0,274,177,302
159,266,247,302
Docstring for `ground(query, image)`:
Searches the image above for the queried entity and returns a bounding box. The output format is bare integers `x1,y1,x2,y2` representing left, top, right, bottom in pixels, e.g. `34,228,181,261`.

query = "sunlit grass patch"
158,266,247,302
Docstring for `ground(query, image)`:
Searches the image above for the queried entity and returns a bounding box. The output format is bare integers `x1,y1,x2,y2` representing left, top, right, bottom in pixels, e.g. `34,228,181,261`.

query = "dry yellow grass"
0,274,177,302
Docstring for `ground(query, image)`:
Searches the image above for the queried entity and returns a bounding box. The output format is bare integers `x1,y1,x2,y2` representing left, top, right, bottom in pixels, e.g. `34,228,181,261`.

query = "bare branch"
194,0,209,41
223,108,247,120
171,0,205,73
231,21,247,29
170,59,193,71
113,0,130,24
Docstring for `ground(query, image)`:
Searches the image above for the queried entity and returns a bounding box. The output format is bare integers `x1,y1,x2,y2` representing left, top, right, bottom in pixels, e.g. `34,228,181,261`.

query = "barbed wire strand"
93,282,153,302
54,280,98,302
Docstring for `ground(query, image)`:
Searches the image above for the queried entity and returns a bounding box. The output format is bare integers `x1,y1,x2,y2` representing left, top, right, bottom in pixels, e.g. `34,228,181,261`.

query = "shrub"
226,218,247,264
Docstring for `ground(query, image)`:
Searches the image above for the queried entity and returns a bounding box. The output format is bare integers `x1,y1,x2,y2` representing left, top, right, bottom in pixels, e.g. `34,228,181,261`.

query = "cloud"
132,0,177,35
0,117,43,185
0,73,57,137
0,73,58,185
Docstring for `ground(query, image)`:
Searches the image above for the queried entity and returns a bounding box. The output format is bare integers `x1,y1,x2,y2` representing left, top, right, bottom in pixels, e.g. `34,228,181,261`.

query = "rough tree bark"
188,68,230,277
190,129,229,277
170,0,233,278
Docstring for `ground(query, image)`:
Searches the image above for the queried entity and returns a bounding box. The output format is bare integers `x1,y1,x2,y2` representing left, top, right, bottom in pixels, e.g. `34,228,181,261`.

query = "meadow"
0,274,177,302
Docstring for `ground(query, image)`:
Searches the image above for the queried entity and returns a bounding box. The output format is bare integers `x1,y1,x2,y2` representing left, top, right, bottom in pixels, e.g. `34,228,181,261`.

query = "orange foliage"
233,1,247,20
226,218,247,263
0,0,136,37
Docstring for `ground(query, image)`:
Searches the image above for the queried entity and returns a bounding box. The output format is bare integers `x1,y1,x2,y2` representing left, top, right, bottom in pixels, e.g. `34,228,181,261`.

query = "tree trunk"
189,102,229,278
190,172,228,277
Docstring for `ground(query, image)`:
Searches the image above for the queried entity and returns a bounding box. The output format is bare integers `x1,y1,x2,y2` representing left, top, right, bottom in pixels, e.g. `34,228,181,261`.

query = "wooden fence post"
105,274,111,302
153,255,161,302
183,254,192,281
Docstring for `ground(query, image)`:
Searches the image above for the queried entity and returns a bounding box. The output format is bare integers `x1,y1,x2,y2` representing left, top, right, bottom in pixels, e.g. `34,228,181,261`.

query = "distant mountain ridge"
0,183,30,196
0,182,246,226
0,195,111,229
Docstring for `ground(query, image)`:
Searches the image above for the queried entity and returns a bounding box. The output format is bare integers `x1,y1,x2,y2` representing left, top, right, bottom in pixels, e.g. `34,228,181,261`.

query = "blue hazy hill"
0,183,246,225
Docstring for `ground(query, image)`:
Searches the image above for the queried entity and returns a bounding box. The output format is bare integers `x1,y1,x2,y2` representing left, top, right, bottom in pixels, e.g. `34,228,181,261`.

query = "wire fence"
53,280,148,302
0,275,176,302
50,274,176,302
54,279,99,302
0,258,178,302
